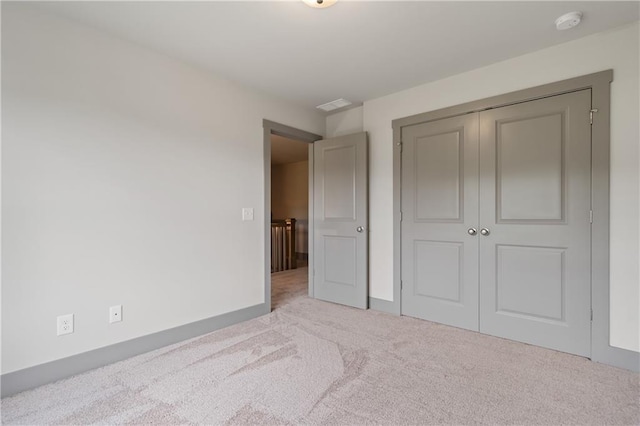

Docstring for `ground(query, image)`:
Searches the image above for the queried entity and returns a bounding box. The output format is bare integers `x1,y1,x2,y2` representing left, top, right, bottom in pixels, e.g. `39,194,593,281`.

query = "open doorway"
271,135,310,308
263,120,322,313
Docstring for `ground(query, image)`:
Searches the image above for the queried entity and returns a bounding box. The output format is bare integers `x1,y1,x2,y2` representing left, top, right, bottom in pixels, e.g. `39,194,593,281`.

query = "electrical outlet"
57,314,74,336
242,208,254,221
109,305,122,323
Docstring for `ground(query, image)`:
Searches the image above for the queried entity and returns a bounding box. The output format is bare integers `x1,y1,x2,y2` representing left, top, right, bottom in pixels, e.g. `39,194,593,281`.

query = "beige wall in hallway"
272,161,309,254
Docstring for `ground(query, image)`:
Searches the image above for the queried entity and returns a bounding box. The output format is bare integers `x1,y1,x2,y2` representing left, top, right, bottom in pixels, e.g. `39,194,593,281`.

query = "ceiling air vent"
316,98,352,112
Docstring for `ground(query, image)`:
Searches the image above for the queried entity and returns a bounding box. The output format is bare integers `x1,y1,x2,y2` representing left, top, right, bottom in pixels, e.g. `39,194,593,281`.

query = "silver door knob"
357,226,364,233
480,228,490,236
467,228,477,236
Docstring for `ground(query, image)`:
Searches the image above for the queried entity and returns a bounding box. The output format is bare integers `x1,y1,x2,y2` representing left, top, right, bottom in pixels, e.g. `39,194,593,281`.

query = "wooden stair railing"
271,218,297,272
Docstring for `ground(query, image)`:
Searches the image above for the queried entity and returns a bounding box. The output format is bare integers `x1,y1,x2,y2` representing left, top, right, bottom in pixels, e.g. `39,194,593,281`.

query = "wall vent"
316,98,352,112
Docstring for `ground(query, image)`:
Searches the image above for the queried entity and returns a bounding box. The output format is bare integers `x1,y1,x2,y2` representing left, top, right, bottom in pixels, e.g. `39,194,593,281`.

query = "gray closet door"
401,114,480,331
313,132,368,309
478,89,592,356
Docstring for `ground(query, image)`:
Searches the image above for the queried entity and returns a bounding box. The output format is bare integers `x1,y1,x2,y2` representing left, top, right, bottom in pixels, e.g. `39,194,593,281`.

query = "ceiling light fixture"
302,0,337,9
555,11,583,31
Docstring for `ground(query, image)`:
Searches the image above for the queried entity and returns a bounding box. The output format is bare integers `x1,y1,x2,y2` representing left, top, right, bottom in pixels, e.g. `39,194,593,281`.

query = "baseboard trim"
368,297,396,314
1,302,269,398
593,344,640,373
368,298,638,372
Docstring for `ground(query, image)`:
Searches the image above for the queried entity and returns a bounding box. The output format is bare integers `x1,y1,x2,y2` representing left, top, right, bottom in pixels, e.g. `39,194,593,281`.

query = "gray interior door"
313,132,368,309
400,90,592,356
478,90,592,356
401,114,480,331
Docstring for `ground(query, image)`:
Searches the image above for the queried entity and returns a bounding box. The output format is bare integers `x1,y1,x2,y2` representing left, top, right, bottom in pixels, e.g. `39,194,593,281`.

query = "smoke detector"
316,98,352,112
555,11,582,31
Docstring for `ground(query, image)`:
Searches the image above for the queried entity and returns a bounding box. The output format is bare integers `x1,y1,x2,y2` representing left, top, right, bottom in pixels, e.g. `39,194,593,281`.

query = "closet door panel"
401,114,479,331
478,89,592,357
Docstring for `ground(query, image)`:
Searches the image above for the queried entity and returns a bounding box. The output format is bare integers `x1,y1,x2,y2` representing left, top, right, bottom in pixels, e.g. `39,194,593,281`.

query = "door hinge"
591,308,593,321
589,210,593,223
397,141,403,153
400,280,403,290
400,211,403,221
590,108,598,125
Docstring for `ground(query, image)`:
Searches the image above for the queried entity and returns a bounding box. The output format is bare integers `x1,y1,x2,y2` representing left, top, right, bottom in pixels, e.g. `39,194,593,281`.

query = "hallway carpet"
2,267,639,425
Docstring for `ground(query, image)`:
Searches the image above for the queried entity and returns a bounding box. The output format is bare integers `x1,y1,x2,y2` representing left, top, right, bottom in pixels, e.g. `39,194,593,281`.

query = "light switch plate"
242,208,254,221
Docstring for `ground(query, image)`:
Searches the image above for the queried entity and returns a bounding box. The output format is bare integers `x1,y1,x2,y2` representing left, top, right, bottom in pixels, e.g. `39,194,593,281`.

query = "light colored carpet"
2,266,639,425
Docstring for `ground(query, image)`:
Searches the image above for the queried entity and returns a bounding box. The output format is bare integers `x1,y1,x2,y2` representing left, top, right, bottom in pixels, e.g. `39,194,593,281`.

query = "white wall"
358,22,639,352
1,4,324,374
325,106,364,138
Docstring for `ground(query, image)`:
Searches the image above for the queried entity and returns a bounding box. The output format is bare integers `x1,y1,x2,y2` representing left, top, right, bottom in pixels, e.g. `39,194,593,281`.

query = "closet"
401,89,592,356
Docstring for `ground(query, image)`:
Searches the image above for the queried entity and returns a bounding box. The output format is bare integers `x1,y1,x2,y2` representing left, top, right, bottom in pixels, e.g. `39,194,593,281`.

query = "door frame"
263,120,322,313
391,70,638,372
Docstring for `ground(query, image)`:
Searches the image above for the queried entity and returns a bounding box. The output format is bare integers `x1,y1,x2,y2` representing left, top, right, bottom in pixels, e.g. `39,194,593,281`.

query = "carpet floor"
2,266,639,425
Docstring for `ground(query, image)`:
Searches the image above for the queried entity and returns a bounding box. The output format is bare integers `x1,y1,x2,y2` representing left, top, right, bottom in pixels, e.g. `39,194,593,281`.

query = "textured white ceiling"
30,1,640,109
